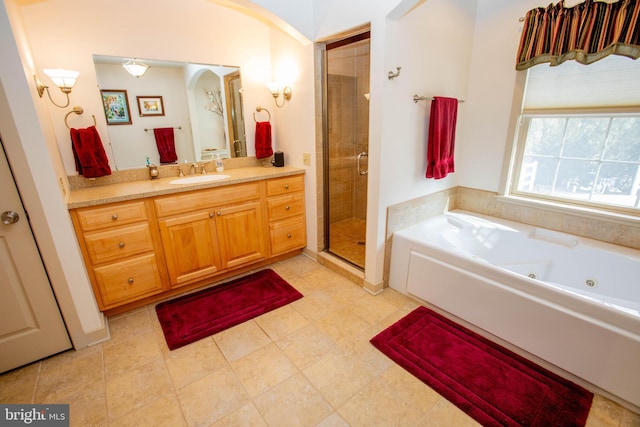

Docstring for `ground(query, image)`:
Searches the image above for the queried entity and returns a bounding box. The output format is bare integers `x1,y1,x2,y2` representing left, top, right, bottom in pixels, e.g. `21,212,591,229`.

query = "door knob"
1,211,19,225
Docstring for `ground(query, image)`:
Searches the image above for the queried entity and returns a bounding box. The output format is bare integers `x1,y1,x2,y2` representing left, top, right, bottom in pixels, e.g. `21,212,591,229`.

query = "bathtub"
389,210,640,409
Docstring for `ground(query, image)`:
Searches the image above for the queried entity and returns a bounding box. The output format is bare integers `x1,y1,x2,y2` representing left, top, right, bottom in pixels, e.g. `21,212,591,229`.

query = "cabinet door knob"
209,212,215,218
119,242,125,248
128,278,134,284
285,206,290,211
284,184,289,189
112,214,118,221
287,233,292,239
217,211,222,216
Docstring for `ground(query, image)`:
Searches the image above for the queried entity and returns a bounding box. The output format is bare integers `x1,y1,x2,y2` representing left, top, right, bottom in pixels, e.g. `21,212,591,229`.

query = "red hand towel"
153,128,178,164
426,96,458,179
70,126,112,178
255,121,273,159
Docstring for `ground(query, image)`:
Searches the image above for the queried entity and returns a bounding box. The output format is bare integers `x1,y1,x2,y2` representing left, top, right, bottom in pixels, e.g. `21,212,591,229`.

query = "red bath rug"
156,269,302,350
370,306,593,426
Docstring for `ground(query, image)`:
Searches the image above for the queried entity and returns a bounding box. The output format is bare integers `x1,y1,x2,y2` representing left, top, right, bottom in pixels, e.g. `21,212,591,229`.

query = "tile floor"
1,254,638,426
328,218,366,269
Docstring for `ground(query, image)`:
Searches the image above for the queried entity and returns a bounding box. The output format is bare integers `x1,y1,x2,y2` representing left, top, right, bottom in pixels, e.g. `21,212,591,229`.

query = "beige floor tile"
316,412,351,427
303,348,375,408
213,320,271,362
345,293,400,324
66,382,107,427
0,362,40,403
291,292,346,323
110,393,186,427
210,403,268,427
253,373,333,427
105,358,173,420
337,374,412,426
231,343,299,398
105,308,153,346
103,331,162,378
276,324,337,370
177,366,249,426
422,398,482,427
312,307,370,344
35,348,104,402
255,305,309,341
164,337,227,389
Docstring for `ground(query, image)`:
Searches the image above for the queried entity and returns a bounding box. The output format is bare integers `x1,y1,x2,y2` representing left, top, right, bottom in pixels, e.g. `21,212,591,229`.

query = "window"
509,55,640,213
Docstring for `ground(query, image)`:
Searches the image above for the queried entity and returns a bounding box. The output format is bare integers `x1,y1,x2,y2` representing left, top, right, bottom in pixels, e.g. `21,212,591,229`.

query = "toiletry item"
146,156,151,166
148,164,159,179
215,154,224,172
274,151,285,167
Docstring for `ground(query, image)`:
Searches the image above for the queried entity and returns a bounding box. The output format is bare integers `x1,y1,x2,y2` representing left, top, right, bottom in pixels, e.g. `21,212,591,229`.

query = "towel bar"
65,106,96,129
413,95,465,104
253,106,271,122
144,126,182,132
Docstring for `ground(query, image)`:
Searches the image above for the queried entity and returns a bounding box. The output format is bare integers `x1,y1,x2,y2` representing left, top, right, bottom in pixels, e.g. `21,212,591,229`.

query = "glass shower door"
324,33,370,269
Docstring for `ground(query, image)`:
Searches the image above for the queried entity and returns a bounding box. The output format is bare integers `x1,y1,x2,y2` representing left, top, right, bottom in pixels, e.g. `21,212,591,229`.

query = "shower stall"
323,32,370,269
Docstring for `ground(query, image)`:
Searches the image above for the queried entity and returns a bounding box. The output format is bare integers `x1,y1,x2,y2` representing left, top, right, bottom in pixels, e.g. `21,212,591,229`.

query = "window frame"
508,107,640,216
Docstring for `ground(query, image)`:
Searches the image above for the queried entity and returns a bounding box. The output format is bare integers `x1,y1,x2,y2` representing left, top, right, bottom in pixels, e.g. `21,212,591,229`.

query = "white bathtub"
389,210,640,409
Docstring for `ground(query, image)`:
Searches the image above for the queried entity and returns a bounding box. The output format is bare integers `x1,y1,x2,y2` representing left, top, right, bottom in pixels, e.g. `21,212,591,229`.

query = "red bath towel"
70,125,111,178
426,96,458,179
153,128,178,164
255,121,273,159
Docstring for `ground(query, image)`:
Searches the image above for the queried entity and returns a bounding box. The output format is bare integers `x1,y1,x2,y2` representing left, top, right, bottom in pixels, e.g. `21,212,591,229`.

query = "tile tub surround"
1,255,637,426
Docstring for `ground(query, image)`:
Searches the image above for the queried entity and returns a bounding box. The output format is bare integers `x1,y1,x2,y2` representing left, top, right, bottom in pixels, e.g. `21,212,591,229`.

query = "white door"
0,141,71,373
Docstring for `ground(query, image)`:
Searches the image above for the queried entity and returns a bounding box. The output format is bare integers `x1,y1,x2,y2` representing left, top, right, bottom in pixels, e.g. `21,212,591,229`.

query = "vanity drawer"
154,182,261,217
267,193,305,222
93,253,163,308
266,175,304,197
269,217,306,255
83,223,155,265
76,201,148,231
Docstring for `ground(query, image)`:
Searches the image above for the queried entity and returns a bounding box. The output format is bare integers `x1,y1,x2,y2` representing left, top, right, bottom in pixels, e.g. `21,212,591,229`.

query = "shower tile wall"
328,74,357,223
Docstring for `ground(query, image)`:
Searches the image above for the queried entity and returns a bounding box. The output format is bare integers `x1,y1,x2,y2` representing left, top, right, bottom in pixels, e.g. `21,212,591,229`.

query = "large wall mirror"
93,55,247,170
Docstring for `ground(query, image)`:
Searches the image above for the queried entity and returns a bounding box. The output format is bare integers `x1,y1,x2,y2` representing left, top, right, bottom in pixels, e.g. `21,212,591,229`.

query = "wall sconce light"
122,58,149,78
266,82,292,108
34,69,79,108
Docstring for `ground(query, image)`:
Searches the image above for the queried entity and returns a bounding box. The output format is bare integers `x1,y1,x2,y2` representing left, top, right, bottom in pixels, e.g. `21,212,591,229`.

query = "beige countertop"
67,166,305,209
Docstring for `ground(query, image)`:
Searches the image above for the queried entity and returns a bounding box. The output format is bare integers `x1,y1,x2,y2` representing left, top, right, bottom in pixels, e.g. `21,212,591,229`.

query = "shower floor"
328,217,366,269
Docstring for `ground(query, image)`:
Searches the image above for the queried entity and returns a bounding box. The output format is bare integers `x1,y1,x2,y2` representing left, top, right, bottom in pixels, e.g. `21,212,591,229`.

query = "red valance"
516,0,640,70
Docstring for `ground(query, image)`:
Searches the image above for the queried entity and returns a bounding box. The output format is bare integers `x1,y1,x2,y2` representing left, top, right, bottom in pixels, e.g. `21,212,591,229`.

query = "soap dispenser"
146,156,159,179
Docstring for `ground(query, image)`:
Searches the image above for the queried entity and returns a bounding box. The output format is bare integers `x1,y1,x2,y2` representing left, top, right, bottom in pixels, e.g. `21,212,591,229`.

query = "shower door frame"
319,29,371,270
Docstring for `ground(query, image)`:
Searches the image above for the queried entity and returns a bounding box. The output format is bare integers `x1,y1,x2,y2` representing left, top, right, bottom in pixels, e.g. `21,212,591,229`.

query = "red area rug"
370,306,593,426
156,269,302,350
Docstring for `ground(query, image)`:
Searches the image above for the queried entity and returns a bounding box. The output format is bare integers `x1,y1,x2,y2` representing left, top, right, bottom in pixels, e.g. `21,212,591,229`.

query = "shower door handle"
357,152,368,176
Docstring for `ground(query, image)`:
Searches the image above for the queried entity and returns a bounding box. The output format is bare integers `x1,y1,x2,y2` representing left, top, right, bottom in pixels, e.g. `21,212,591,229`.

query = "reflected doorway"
323,31,370,270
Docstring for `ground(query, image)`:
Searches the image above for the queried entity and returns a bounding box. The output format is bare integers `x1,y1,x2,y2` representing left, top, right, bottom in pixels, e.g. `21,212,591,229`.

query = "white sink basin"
169,174,230,184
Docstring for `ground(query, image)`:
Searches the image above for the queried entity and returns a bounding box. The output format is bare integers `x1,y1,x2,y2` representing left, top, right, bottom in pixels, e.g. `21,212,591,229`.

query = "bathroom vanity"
68,167,306,315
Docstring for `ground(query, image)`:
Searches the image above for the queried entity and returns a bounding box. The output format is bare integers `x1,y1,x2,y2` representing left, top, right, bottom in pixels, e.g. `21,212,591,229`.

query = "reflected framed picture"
100,90,131,125
137,96,165,117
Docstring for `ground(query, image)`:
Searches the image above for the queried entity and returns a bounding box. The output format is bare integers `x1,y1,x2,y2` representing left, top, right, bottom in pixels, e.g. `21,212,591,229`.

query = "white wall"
457,0,541,192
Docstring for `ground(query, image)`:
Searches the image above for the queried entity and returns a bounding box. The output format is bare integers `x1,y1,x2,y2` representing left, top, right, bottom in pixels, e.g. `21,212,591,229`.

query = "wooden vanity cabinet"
70,200,167,310
154,182,268,287
266,175,306,256
70,173,305,313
